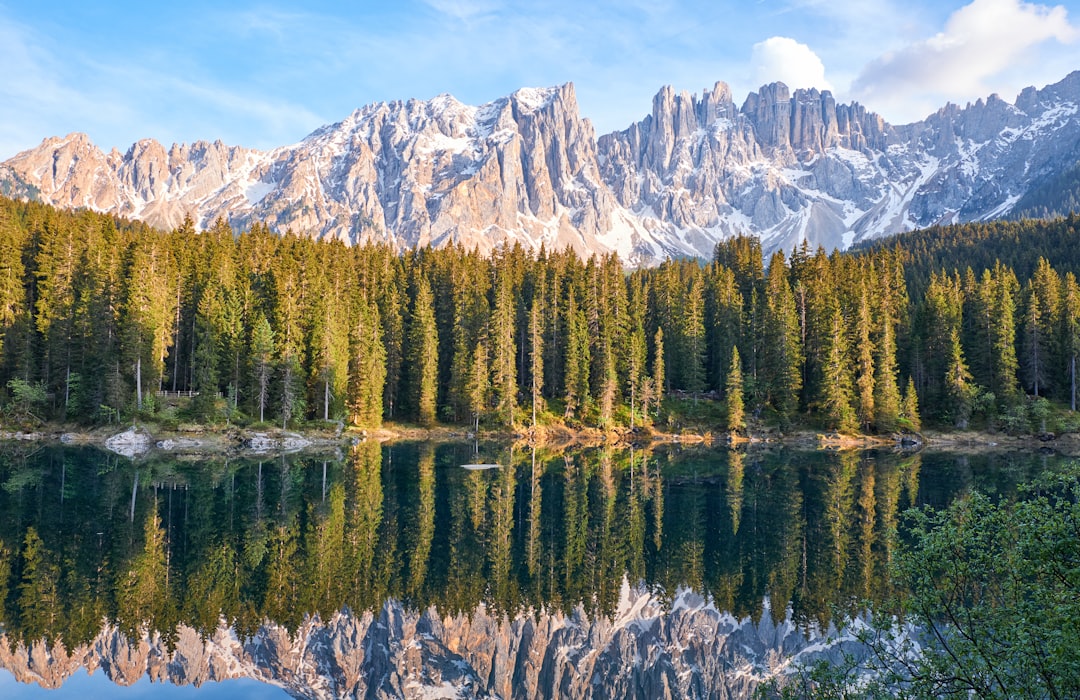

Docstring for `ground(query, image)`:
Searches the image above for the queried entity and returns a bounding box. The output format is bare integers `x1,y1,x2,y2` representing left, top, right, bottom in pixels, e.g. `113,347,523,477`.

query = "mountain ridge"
4,71,1080,264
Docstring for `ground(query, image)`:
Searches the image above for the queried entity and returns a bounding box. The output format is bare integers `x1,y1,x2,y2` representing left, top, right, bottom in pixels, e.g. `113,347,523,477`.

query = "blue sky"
1,0,1079,159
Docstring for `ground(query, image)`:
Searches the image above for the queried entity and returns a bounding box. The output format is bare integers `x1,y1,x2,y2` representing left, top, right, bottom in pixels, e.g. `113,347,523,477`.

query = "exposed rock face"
5,72,1080,263
0,585,861,699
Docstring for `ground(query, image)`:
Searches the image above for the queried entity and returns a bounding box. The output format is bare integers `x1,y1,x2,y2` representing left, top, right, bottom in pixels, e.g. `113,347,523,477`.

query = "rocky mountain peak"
4,72,1080,264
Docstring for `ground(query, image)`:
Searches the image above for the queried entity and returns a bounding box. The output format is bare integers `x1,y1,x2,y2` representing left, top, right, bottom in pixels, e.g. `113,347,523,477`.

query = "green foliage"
3,196,1080,434
726,346,745,433
770,464,1080,699
4,378,47,423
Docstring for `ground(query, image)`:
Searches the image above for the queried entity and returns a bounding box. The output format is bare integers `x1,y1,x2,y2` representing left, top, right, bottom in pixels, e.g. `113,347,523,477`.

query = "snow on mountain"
4,72,1080,264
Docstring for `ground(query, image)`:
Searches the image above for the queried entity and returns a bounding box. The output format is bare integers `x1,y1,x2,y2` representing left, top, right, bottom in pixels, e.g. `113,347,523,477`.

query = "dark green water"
0,441,1063,696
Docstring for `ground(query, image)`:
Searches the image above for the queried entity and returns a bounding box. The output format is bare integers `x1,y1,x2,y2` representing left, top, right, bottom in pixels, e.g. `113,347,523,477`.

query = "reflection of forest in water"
0,442,1057,649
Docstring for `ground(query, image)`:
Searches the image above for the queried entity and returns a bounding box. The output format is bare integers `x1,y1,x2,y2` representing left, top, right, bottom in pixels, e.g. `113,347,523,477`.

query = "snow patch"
244,180,276,205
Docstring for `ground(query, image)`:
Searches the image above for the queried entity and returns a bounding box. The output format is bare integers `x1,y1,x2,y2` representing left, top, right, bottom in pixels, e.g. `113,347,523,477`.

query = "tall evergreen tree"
490,265,517,427
988,263,1022,406
563,293,590,421
651,327,665,420
250,312,275,423
406,276,439,427
726,346,745,434
467,334,489,432
679,270,706,393
1062,272,1080,411
529,299,544,428
946,328,977,428
902,376,921,432
761,253,803,422
819,304,857,432
191,289,221,419
854,287,876,431
348,302,386,429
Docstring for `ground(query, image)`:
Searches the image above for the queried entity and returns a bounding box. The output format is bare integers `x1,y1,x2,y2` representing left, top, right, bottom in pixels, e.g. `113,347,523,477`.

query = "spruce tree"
563,294,590,420
988,263,1021,406
1062,273,1080,411
490,266,517,427
529,300,544,428
820,305,857,432
651,327,665,420
854,288,876,431
946,328,977,429
406,276,439,427
902,376,921,432
467,335,489,432
680,270,706,394
726,346,745,433
191,289,221,420
761,253,802,422
250,312,275,423
348,302,386,429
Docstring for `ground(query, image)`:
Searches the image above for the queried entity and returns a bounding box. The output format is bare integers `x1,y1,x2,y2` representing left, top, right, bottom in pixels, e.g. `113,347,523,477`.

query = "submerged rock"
104,427,152,457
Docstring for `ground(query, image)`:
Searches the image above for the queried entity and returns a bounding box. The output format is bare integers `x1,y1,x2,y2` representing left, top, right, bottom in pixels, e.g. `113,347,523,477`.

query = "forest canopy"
2,195,1080,434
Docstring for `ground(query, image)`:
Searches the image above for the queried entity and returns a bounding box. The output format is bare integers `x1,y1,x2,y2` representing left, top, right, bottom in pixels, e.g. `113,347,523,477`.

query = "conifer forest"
4,194,1080,435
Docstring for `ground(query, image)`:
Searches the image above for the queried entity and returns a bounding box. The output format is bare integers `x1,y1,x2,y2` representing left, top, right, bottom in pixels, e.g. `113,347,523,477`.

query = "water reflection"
0,441,1058,696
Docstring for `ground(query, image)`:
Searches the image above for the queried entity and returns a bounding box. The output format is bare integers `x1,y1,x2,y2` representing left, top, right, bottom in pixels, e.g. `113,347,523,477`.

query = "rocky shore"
3,418,1079,459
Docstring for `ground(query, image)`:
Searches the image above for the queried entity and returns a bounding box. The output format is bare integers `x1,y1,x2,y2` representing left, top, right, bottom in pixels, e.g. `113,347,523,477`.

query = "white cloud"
750,37,833,91
851,0,1078,121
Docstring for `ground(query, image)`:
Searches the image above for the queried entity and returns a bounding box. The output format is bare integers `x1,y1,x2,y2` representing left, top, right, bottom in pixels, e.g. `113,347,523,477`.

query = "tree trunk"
136,356,143,410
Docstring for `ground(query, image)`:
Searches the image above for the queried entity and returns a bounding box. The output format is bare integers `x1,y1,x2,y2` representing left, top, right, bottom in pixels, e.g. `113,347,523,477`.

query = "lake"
0,441,1062,698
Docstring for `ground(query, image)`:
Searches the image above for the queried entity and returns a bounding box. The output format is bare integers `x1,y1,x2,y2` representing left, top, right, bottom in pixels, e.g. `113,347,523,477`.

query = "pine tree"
490,265,517,427
873,252,906,432
278,351,304,429
191,289,221,420
309,272,350,421
761,253,802,422
651,327,665,420
988,263,1021,406
873,293,902,432
1022,258,1061,398
680,270,706,393
407,276,439,427
945,328,977,429
0,204,26,369
467,335,489,432
902,376,921,432
626,280,648,429
250,312,275,423
348,302,386,428
379,272,405,419
563,293,590,420
1061,272,1080,411
726,346,745,433
819,305,857,432
1023,287,1047,397
854,288,876,431
529,300,544,428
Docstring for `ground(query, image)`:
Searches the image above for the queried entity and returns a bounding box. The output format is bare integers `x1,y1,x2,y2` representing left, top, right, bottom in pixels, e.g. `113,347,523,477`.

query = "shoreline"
2,419,1079,459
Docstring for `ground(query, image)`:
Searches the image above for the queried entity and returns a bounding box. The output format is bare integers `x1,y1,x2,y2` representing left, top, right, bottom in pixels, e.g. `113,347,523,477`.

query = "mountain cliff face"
0,585,860,699
4,72,1080,263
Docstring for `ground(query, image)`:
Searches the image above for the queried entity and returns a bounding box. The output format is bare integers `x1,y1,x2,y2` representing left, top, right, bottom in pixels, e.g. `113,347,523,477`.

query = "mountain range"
3,72,1080,264
0,584,858,699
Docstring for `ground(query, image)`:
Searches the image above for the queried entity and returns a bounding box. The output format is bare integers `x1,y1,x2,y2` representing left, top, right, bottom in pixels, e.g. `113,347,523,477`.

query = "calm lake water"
0,441,1063,698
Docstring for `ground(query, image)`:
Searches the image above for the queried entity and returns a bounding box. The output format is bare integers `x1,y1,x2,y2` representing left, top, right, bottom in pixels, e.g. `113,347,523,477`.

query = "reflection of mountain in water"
0,441,1050,696
1,585,857,698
